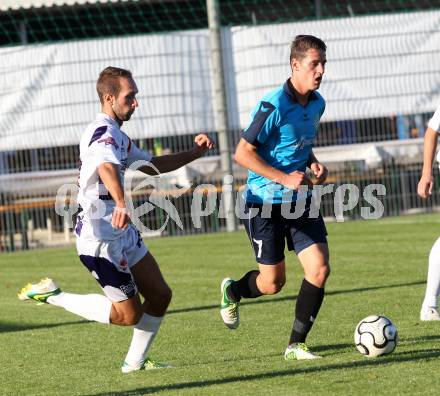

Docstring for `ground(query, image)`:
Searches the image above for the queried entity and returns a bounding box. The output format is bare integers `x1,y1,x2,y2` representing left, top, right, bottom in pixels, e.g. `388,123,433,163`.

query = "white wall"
1,9,440,151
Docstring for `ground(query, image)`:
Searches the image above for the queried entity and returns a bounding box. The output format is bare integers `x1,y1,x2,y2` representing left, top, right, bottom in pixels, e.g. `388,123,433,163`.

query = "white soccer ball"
354,315,398,357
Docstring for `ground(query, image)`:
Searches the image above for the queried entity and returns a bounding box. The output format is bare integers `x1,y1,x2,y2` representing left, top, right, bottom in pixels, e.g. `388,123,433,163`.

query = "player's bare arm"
98,162,130,229
140,133,214,175
418,127,438,199
308,150,328,185
234,138,312,190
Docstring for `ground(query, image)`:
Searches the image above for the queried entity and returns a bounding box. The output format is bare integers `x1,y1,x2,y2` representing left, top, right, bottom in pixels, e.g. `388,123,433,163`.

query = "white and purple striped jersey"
75,113,152,241
427,106,440,165
429,105,440,133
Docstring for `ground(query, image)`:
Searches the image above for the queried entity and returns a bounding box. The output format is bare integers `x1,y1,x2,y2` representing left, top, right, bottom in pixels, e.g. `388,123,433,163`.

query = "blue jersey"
242,79,325,204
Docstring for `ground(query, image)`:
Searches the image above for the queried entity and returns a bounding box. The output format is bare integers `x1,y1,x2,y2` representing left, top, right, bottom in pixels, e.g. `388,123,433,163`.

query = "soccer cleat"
121,357,172,373
284,343,322,360
420,306,440,321
220,278,239,329
18,278,61,303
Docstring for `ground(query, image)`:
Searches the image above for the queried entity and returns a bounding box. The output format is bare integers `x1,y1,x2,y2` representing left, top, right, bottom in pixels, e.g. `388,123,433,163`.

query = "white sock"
422,237,440,309
124,313,163,368
47,292,112,324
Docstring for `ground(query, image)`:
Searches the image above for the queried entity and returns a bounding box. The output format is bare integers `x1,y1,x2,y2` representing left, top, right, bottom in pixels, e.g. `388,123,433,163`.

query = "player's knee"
112,306,143,326
260,278,285,295
321,264,330,280
264,283,283,295
160,286,172,309
315,264,330,287
122,309,143,326
325,264,331,278
152,286,172,312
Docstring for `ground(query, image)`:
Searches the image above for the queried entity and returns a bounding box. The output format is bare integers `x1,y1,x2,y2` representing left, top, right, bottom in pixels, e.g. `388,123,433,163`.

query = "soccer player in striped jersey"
417,105,440,321
19,66,214,372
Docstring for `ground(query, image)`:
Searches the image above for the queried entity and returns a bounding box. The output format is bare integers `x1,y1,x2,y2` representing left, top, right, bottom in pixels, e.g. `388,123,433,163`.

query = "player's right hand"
112,203,130,229
280,171,313,190
417,175,434,199
193,133,215,154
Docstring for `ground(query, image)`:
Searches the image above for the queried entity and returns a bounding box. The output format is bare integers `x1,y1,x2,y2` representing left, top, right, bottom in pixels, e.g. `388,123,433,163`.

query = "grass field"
1,214,440,395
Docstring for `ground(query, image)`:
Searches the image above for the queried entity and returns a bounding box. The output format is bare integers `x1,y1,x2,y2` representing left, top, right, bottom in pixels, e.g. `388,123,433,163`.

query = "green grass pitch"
1,214,440,395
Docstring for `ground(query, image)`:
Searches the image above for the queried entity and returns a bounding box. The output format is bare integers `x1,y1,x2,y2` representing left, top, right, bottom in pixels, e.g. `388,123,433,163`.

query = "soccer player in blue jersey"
220,35,329,360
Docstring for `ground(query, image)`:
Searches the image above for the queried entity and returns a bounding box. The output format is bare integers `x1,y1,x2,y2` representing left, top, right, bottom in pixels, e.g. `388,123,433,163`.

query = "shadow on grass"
275,334,440,361
3,280,425,333
88,348,440,396
402,334,440,343
167,280,426,315
314,342,353,353
0,319,90,333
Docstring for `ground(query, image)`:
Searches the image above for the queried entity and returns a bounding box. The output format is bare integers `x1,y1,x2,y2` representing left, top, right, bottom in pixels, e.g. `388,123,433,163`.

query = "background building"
1,0,440,250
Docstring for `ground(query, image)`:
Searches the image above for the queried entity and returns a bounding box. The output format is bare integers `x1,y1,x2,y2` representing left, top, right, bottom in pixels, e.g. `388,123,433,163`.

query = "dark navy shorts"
76,225,147,302
243,198,328,264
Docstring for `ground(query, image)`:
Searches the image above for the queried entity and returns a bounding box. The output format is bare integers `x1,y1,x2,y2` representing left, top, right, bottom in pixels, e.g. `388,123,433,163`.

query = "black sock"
227,270,263,302
289,279,324,345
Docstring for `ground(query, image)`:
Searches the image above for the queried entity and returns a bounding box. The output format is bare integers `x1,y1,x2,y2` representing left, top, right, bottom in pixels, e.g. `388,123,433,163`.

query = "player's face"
112,77,139,121
292,48,326,92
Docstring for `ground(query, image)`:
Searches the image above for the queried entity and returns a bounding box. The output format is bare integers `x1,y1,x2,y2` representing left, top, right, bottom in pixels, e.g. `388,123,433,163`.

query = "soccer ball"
354,315,398,357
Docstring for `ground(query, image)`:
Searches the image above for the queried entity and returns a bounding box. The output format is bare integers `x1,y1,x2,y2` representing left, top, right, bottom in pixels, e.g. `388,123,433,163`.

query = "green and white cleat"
284,343,322,360
121,357,172,373
220,277,239,329
18,278,61,303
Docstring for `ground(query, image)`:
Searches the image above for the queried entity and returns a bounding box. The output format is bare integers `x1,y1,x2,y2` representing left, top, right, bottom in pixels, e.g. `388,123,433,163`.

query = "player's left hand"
310,162,328,184
193,134,214,154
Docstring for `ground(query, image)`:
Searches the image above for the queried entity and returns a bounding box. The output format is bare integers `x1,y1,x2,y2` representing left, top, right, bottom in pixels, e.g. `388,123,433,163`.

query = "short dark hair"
96,66,133,104
290,35,326,63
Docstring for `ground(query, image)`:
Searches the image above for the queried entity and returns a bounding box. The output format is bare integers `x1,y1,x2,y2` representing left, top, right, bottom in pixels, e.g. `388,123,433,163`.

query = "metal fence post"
207,0,237,232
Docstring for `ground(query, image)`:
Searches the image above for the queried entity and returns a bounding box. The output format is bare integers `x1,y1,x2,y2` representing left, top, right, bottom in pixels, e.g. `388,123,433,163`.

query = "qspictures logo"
55,161,387,232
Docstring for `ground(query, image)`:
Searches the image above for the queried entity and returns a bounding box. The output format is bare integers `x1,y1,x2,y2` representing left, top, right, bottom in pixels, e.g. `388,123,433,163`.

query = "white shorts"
76,225,148,302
